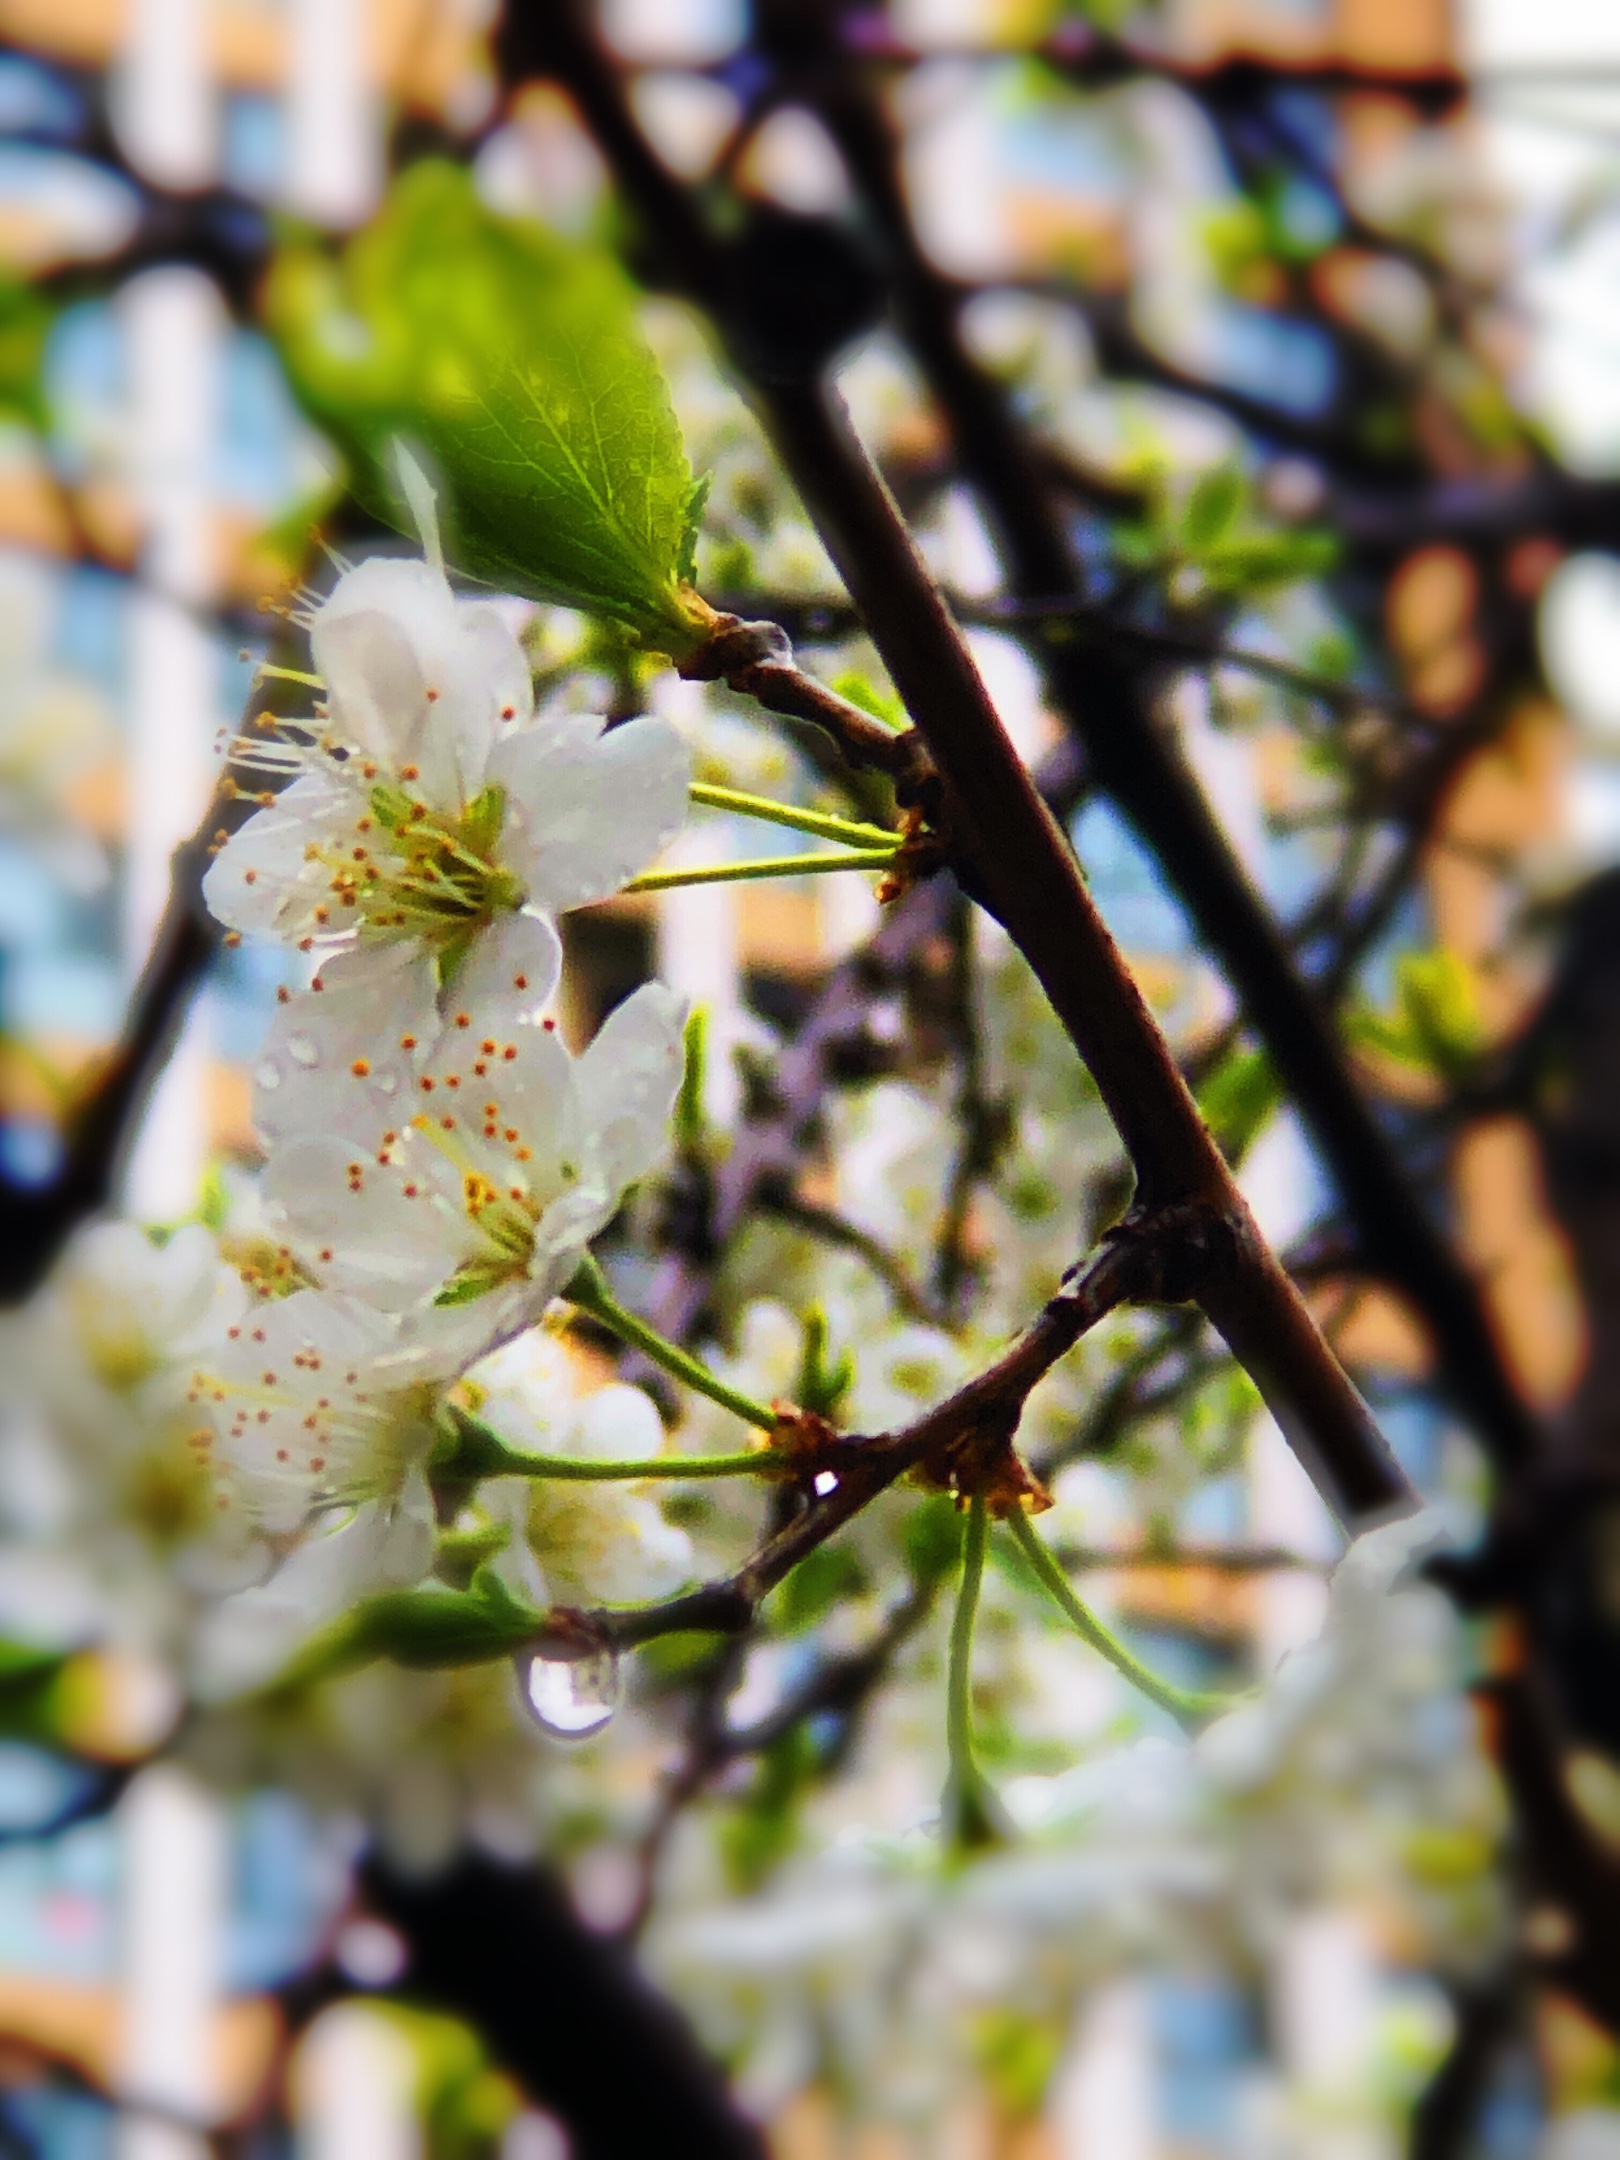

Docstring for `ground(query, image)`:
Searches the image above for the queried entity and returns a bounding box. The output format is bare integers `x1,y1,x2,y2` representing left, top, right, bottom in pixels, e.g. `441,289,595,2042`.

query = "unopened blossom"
466,1328,693,1610
259,981,688,1367
204,543,690,983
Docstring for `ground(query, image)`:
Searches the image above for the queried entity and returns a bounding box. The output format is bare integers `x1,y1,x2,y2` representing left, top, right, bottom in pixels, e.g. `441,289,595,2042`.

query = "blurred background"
6,0,1620,2153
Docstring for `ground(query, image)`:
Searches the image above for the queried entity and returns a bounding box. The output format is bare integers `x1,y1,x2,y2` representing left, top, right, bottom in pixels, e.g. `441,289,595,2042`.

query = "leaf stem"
566,1255,780,1432
441,1410,779,1482
689,780,897,851
624,848,897,894
1006,1510,1236,1727
944,1495,1002,1853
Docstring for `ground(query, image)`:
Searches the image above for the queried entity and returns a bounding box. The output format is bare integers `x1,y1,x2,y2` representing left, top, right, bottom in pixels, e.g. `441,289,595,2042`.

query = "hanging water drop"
519,1648,620,1740
256,1059,281,1091
286,1034,319,1068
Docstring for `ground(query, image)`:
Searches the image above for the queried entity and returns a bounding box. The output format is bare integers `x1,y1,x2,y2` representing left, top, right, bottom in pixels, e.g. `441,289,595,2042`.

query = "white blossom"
466,1329,694,1609
258,981,688,1367
0,1222,260,1655
191,1287,447,1536
204,547,689,982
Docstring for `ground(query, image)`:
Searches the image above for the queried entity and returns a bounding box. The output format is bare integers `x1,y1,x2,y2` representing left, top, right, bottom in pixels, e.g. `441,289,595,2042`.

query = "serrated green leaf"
267,161,710,651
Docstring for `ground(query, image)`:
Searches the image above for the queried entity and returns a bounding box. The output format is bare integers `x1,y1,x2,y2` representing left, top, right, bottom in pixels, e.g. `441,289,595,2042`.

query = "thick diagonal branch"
522,2,1412,1529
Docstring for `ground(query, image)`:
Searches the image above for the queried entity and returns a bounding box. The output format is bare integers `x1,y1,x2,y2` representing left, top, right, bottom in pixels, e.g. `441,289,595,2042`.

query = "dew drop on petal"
256,1060,281,1091
287,1034,319,1068
373,1068,399,1097
519,1649,619,1740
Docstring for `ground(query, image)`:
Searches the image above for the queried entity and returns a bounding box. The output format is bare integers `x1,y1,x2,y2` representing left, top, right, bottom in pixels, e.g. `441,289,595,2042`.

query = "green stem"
944,1496,1002,1853
441,1409,779,1482
1007,1511,1237,1727
689,781,897,851
566,1255,779,1432
255,662,325,689
624,848,897,894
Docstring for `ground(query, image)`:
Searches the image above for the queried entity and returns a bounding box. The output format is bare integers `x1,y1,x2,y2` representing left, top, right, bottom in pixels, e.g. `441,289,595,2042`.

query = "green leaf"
1349,950,1485,1086
267,161,711,652
677,472,712,586
1197,1044,1280,1158
771,1543,865,1634
1199,528,1339,592
0,276,54,431
972,2008,1065,2121
1182,464,1245,552
719,1726,816,1891
830,669,908,733
0,1640,70,1739
903,1494,967,1583
280,1569,543,1686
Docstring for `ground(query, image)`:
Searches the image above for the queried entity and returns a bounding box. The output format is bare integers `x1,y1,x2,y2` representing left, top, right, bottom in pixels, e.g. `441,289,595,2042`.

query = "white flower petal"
571,981,688,1194
203,767,361,938
490,712,691,911
313,589,435,771
263,1137,465,1309
441,908,560,1023
254,947,438,1148
572,1381,666,1463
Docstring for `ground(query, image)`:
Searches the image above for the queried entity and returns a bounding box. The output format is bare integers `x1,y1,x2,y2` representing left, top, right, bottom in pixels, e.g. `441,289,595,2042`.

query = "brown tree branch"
520,0,1412,1530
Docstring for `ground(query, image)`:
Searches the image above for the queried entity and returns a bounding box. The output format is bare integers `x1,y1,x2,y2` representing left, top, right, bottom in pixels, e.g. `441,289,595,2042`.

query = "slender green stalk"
624,848,897,895
689,780,897,851
944,1496,1003,1853
565,1254,779,1432
1007,1510,1237,1727
255,662,325,689
442,1410,778,1482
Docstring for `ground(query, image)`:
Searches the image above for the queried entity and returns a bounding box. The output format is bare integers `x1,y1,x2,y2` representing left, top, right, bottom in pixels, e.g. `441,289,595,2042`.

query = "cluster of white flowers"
647,1516,1503,2139
0,297,1518,2153
184,469,698,1664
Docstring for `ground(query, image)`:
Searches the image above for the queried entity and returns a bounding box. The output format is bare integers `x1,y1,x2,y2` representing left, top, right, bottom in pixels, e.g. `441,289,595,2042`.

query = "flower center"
414,1115,545,1307
311,781,525,963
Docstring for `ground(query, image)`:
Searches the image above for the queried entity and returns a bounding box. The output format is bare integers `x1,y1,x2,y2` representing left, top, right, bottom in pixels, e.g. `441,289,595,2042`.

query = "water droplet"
813,1469,839,1497
373,1068,399,1096
519,1648,619,1741
255,1060,281,1091
286,1034,319,1068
